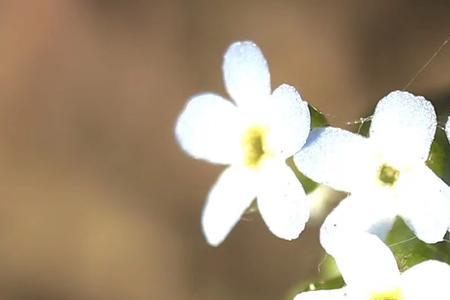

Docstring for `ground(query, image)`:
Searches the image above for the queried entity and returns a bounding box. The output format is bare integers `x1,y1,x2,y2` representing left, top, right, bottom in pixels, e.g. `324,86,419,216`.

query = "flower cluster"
175,41,450,299
295,234,450,300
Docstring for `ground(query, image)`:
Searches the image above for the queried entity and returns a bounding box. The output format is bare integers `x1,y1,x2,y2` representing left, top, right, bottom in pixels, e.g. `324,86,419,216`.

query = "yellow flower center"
378,164,400,186
371,289,404,300
241,126,270,169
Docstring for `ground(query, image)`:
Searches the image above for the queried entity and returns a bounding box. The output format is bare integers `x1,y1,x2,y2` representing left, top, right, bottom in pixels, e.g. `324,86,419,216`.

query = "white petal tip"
370,90,437,162
223,41,271,105
174,93,240,164
407,225,446,244
293,294,303,300
201,211,231,247
272,225,304,241
257,165,310,242
446,116,450,141
264,207,309,242
200,167,257,247
203,232,223,247
201,211,228,247
227,40,259,50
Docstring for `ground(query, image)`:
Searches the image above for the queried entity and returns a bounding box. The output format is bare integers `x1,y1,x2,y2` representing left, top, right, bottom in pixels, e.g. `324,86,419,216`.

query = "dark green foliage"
386,218,450,272
427,128,450,184
309,105,328,129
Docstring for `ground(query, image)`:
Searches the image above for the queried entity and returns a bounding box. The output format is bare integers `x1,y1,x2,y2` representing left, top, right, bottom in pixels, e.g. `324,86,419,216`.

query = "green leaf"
426,128,450,184
286,157,317,194
386,217,450,272
356,118,371,137
309,105,328,129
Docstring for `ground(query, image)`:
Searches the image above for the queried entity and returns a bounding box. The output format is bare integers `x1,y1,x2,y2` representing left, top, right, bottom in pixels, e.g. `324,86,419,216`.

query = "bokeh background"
0,1,448,299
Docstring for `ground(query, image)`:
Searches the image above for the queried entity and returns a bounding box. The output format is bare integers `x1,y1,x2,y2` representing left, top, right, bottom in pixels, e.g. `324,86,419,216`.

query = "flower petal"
446,116,450,142
257,162,310,240
396,166,450,243
223,41,271,107
264,84,310,159
320,194,396,256
294,288,348,300
370,91,437,163
175,93,242,164
294,127,372,192
202,166,256,246
401,260,450,300
332,234,401,294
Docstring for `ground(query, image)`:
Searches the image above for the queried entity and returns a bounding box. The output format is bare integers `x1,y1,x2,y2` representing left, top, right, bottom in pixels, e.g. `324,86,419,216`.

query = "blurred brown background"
0,0,448,299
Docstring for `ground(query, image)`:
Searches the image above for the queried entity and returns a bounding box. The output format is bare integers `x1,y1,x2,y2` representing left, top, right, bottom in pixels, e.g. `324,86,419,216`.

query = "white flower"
294,234,450,300
294,91,450,254
175,41,311,246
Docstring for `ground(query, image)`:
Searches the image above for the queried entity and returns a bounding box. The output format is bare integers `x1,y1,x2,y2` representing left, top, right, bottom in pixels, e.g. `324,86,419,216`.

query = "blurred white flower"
306,185,338,225
294,91,450,254
175,41,311,246
446,116,450,142
294,234,450,300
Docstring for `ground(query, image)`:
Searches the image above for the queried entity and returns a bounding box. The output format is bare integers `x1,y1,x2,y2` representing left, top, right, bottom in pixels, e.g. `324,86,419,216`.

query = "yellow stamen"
371,289,404,300
378,164,400,186
242,126,270,169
